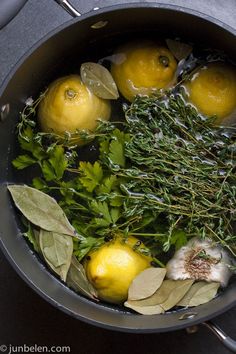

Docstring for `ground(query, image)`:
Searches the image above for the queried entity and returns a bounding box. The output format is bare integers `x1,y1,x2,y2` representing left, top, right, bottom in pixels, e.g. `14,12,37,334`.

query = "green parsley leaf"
19,126,46,160
108,129,130,167
110,196,123,207
79,161,103,192
42,160,55,181
97,175,123,207
98,175,118,194
23,223,40,253
99,139,110,156
110,207,120,223
12,154,36,169
49,145,68,180
90,200,112,227
73,237,104,261
171,230,188,250
32,177,49,191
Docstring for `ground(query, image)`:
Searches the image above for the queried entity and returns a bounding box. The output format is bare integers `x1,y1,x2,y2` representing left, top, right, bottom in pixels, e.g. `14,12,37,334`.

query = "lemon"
185,62,236,122
38,75,111,143
84,236,152,304
111,41,177,102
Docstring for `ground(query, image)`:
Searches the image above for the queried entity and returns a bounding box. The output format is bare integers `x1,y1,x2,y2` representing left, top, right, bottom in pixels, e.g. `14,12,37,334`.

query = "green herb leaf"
99,139,110,156
49,145,68,180
98,175,118,194
108,129,130,168
23,223,40,253
18,126,46,160
128,267,166,300
177,281,220,307
80,62,119,99
110,207,120,223
110,195,123,207
73,236,104,262
39,229,73,281
12,154,36,169
41,146,68,181
8,185,77,237
66,255,98,300
171,230,188,250
90,200,113,227
79,161,103,192
32,177,48,191
42,160,55,181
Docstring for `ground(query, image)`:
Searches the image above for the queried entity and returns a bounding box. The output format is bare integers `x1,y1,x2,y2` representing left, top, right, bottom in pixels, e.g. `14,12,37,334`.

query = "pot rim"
0,2,235,96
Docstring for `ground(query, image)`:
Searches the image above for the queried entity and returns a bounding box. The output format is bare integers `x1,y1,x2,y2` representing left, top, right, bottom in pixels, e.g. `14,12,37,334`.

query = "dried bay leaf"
66,255,98,300
177,281,220,307
39,229,73,282
124,301,164,315
160,279,194,311
177,281,206,307
128,267,166,300
8,185,77,237
124,280,193,315
80,62,119,99
166,39,193,61
126,280,184,307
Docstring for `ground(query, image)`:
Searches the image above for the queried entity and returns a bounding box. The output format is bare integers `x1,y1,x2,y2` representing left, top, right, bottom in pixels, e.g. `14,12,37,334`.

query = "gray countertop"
0,1,236,354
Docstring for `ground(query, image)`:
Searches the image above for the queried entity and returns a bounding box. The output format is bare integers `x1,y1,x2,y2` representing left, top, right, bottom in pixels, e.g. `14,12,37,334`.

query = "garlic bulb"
166,237,233,287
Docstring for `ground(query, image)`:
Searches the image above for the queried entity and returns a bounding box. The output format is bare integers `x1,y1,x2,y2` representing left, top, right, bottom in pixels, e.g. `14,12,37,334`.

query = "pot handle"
54,0,82,17
203,321,236,353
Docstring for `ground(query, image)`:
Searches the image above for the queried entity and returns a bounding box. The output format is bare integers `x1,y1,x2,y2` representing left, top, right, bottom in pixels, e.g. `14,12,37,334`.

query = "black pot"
0,1,236,351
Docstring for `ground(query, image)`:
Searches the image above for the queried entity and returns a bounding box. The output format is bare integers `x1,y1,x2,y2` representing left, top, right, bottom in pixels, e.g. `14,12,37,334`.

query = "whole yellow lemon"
38,75,111,143
84,236,152,304
185,62,236,123
111,41,177,102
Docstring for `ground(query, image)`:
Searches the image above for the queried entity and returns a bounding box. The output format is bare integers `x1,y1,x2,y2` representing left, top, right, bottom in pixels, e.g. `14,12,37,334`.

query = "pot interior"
0,4,236,332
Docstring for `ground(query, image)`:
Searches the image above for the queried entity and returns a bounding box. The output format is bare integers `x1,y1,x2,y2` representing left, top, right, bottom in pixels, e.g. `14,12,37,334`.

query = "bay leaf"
124,280,194,315
80,62,119,99
160,279,194,311
66,255,98,300
166,39,193,61
128,267,166,300
39,229,73,282
126,280,185,307
177,281,220,307
8,185,77,237
124,301,164,315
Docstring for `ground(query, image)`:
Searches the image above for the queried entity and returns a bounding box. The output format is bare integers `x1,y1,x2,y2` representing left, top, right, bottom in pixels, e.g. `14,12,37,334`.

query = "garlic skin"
166,237,233,287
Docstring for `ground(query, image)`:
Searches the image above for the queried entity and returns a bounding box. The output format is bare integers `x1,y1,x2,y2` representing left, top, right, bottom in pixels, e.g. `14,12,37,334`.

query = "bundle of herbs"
12,90,236,264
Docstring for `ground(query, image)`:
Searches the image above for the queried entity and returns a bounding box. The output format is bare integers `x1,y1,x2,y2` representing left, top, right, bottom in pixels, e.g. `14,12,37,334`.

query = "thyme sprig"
117,94,236,254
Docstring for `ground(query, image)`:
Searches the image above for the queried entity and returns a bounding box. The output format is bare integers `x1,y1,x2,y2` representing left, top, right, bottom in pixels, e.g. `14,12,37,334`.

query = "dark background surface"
0,1,236,353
